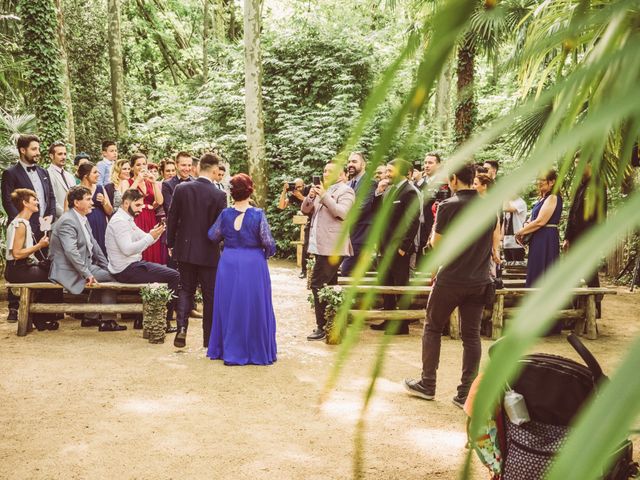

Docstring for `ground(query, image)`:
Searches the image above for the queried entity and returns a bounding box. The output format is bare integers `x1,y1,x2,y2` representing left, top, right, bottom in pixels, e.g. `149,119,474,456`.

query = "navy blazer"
1,162,56,238
349,178,378,246
166,177,227,267
379,180,421,255
161,175,193,215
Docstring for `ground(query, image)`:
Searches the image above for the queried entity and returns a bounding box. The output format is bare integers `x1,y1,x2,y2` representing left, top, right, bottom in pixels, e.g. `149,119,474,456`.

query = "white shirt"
72,208,93,252
105,208,156,274
19,160,46,217
6,218,35,261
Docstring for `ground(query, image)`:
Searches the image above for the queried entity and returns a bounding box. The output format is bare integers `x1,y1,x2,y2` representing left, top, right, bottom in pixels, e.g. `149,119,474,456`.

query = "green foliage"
17,0,66,147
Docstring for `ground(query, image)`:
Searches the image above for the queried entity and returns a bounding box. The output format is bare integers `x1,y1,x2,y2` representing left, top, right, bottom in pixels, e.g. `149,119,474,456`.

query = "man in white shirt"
96,140,118,186
105,188,182,332
47,141,77,219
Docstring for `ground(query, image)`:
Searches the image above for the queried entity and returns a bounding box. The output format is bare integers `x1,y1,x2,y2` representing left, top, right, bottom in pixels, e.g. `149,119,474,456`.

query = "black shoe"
452,395,467,410
403,378,435,400
370,321,388,331
34,320,47,332
298,272,306,279
81,318,101,327
174,327,187,348
98,321,127,332
46,321,60,331
384,322,410,335
133,318,143,330
306,328,326,341
6,308,18,323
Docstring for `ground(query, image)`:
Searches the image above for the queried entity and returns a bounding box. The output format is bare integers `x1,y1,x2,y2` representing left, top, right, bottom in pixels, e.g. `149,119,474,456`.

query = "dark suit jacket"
161,175,193,215
166,177,227,267
1,162,56,238
350,178,378,246
379,180,421,255
417,179,448,249
564,179,607,243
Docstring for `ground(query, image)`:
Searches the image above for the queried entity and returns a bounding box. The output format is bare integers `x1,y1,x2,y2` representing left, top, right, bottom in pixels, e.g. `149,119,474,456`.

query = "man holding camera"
302,161,355,341
105,188,182,332
278,178,311,278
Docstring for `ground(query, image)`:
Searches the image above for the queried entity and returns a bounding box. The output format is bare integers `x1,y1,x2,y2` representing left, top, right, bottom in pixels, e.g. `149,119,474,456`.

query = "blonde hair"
111,159,130,185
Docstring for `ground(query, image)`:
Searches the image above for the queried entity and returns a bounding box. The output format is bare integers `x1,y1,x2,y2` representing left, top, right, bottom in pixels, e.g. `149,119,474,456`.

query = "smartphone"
312,175,321,186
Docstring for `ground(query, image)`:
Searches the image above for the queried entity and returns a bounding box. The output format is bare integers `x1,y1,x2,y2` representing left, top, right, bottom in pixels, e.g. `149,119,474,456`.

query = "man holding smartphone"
105,188,182,333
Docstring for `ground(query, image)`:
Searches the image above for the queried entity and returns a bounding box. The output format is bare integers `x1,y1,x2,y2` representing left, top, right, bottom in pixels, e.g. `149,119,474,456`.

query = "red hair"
230,173,254,201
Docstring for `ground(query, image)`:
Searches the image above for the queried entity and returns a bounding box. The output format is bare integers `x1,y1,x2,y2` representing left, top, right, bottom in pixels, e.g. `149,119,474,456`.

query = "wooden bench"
338,276,527,288
344,285,616,341
6,282,161,337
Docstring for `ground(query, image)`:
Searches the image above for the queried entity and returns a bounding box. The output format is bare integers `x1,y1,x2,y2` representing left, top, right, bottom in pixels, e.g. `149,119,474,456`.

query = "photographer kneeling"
278,178,311,279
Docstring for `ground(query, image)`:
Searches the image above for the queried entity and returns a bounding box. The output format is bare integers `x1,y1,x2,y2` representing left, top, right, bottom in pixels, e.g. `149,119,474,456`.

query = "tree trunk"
54,0,75,154
243,0,267,207
203,0,209,82
107,0,127,138
434,55,452,143
454,35,476,146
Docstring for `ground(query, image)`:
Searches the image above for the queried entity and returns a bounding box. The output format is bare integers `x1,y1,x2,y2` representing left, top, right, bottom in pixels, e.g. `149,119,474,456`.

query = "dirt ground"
1,259,638,480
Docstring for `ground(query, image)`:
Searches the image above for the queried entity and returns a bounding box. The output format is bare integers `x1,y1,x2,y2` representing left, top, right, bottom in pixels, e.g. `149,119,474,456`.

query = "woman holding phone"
128,153,165,263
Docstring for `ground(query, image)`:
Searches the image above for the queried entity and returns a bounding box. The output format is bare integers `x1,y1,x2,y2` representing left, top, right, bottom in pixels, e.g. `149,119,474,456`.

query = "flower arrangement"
140,283,173,344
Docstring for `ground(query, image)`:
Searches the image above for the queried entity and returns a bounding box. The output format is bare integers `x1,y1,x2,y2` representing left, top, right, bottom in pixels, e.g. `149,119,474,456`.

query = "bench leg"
573,297,586,337
491,295,504,340
585,295,597,340
17,287,32,337
449,308,460,340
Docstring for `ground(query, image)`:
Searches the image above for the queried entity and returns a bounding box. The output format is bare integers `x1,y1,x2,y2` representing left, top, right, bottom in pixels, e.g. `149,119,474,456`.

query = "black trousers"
300,223,310,275
421,283,488,398
311,255,342,328
381,250,412,311
177,262,216,347
113,261,182,322
4,260,62,323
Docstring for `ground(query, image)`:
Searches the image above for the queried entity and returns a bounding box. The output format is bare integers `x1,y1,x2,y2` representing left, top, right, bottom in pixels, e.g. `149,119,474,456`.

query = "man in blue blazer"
166,153,227,348
1,135,56,322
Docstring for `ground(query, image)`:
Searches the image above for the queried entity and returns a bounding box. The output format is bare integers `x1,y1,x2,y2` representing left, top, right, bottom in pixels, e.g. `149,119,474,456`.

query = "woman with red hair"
206,173,277,365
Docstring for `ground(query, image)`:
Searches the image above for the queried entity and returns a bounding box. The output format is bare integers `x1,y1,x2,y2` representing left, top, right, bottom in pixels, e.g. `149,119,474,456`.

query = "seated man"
49,186,126,331
105,188,181,333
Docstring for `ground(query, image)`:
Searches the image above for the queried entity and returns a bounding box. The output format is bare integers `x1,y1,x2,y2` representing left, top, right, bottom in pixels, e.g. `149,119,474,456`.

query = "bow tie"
178,178,190,183
26,166,37,172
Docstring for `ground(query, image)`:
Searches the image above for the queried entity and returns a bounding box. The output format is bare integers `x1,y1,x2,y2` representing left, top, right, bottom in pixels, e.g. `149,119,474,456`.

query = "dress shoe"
133,317,143,330
384,322,410,335
370,321,388,331
46,321,60,331
298,271,306,279
81,318,101,327
306,328,326,341
6,308,18,323
98,320,127,332
174,327,187,348
33,320,47,332
404,378,435,400
190,309,203,318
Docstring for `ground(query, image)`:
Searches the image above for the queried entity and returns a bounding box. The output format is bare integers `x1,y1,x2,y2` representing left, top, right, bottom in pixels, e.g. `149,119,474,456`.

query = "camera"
286,182,297,191
434,184,452,202
312,175,322,186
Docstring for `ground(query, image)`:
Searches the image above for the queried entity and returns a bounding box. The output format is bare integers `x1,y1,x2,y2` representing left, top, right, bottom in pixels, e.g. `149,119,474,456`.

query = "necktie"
26,165,36,172
59,169,70,189
349,179,356,190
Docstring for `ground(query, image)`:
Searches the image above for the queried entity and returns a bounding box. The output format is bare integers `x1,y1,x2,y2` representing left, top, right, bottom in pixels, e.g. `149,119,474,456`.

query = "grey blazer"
47,165,76,219
49,210,110,294
301,182,355,257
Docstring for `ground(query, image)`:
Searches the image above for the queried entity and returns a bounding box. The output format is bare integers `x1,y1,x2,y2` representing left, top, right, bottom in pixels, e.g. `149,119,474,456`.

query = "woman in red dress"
128,153,165,263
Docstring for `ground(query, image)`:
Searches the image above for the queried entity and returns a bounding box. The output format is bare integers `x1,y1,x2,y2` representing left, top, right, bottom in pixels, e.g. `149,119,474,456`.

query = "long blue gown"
526,193,563,287
206,208,277,366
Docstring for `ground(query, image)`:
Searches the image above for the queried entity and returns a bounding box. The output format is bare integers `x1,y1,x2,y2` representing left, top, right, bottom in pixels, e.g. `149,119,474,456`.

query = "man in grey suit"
49,186,126,332
47,141,77,219
301,161,355,341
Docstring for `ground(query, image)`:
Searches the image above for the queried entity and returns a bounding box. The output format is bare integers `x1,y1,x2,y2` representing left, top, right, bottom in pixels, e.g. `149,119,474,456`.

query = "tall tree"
203,0,209,82
17,0,67,147
453,34,476,145
107,0,126,138
54,0,75,153
243,0,266,206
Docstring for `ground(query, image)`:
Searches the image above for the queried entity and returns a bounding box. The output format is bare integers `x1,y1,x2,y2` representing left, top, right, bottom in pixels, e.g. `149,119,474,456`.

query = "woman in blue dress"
78,161,113,257
207,173,277,366
516,170,563,287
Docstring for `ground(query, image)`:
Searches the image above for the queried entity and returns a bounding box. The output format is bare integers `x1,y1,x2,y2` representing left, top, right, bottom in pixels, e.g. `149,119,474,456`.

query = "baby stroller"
468,334,638,479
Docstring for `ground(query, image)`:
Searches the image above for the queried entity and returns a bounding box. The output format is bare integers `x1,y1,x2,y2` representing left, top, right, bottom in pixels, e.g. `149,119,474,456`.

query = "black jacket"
1,162,56,238
379,180,421,255
564,179,607,243
349,178,378,246
166,177,227,267
161,175,193,215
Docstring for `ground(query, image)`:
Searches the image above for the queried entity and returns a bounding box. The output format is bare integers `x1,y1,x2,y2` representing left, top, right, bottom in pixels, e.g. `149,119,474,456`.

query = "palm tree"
0,108,35,167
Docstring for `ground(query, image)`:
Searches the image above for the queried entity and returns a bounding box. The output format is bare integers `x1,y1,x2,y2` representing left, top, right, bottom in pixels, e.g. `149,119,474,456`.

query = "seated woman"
206,174,277,366
4,189,62,331
516,170,563,288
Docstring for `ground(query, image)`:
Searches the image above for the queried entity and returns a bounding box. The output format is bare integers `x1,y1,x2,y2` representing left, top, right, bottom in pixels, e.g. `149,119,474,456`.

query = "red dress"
128,178,163,263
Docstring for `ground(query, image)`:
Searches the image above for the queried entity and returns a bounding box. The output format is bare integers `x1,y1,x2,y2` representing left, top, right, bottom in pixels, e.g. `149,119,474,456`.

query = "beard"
127,206,140,217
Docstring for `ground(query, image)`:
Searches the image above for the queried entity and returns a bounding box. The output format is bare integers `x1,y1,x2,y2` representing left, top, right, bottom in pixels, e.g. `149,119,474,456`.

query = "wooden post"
17,287,32,337
585,295,598,340
292,215,308,268
573,297,586,337
449,307,460,340
491,295,504,340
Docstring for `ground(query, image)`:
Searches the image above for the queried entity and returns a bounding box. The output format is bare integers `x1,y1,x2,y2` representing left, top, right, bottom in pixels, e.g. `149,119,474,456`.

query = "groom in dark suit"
1,134,57,322
167,152,227,348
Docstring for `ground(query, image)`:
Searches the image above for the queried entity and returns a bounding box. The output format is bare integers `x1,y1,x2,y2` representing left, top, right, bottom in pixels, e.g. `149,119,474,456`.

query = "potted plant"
317,285,348,345
140,283,173,344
